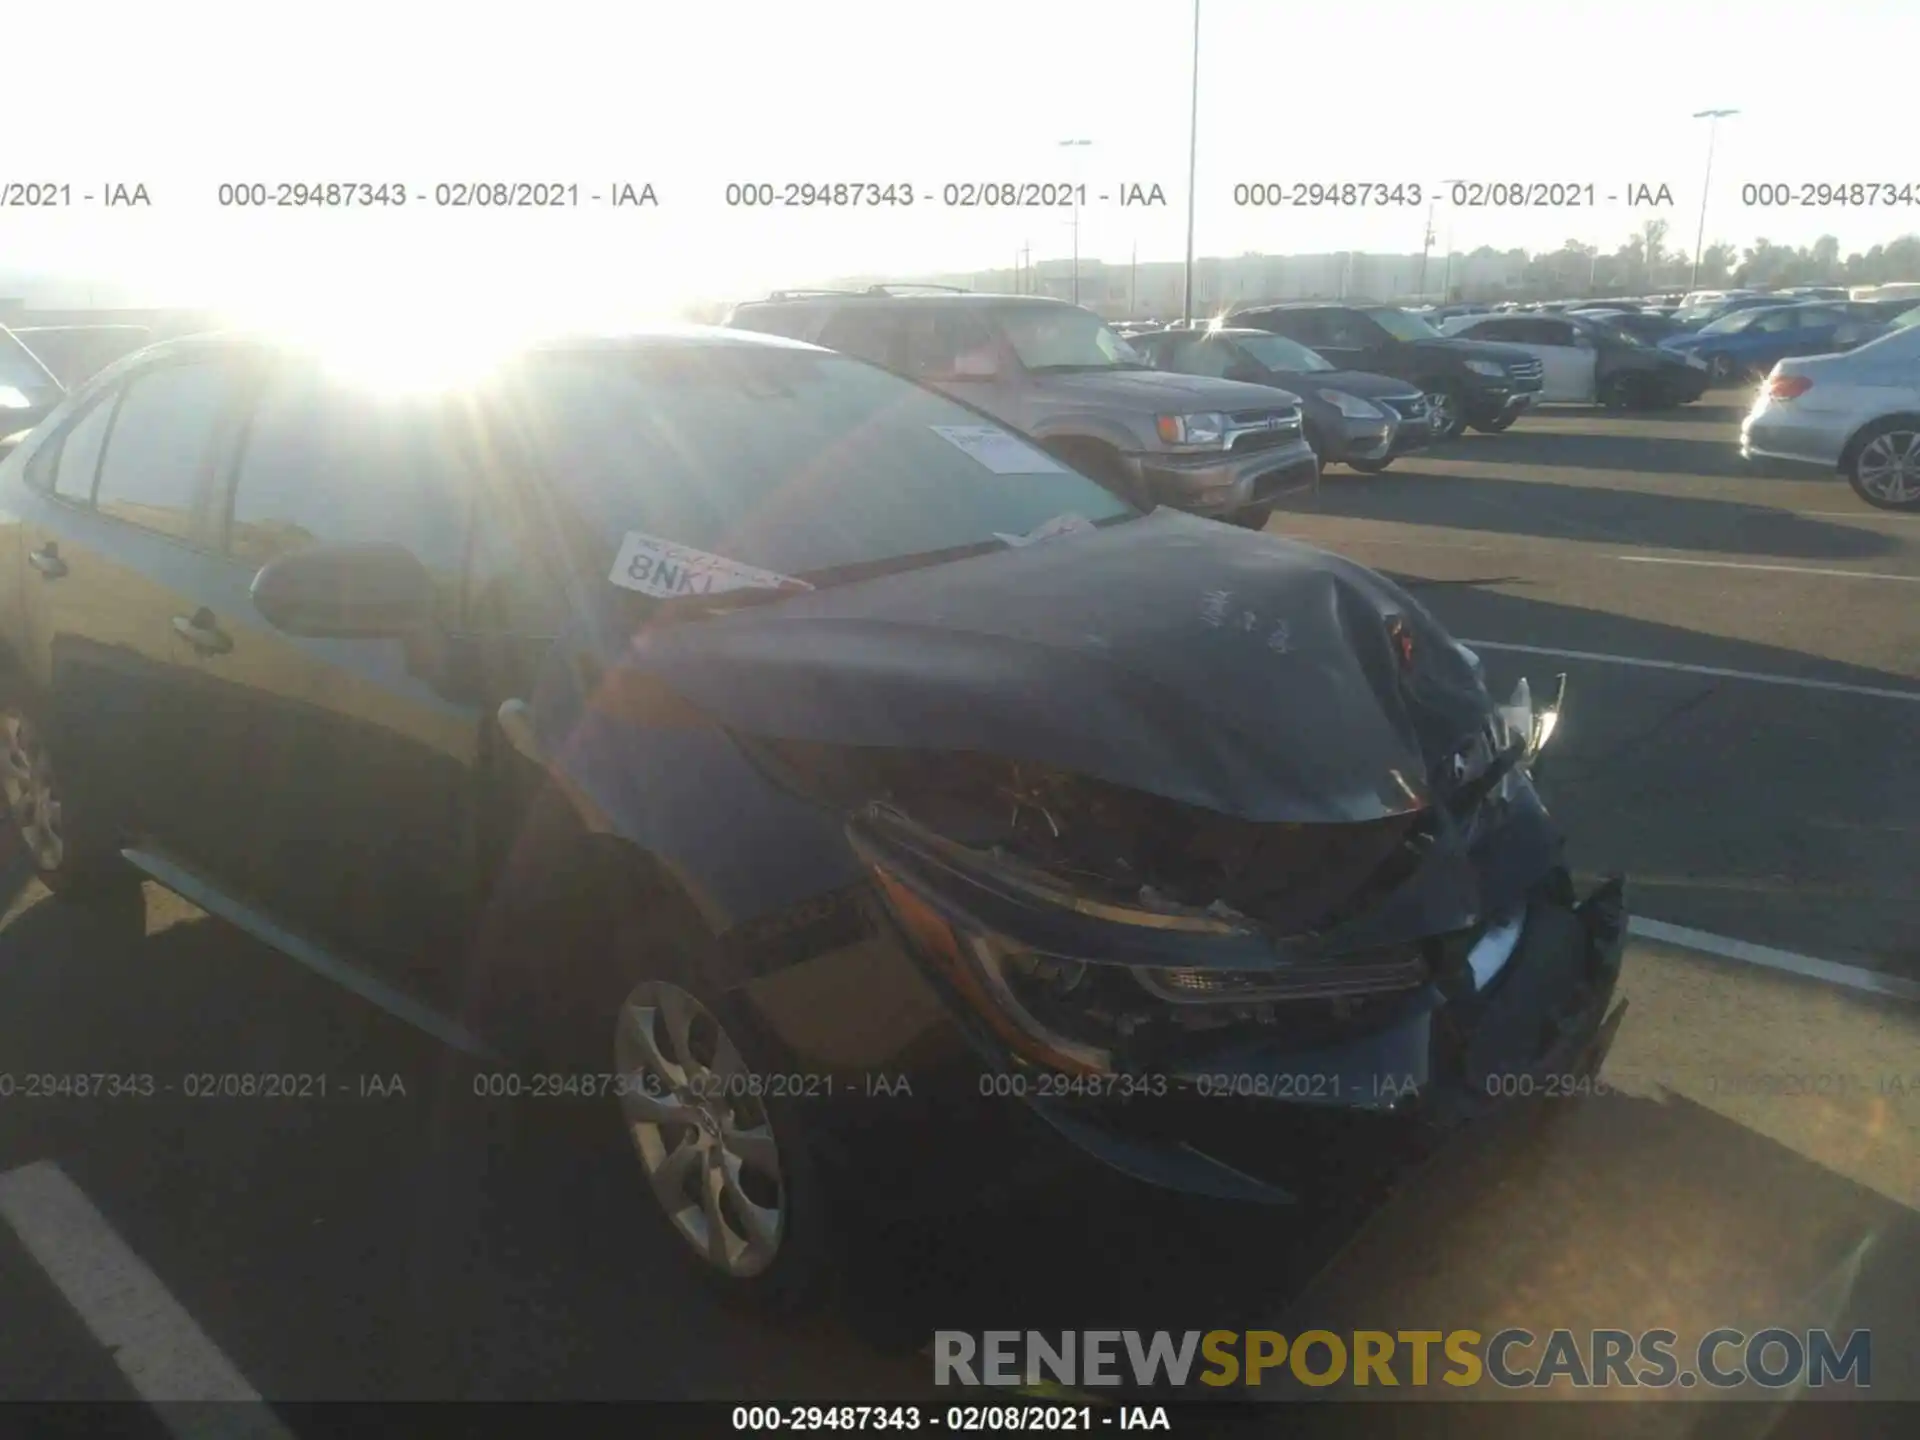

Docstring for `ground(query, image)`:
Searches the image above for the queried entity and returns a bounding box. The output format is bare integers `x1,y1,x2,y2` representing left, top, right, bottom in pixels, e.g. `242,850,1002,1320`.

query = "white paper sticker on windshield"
994,512,1097,548
608,532,810,600
930,424,1069,475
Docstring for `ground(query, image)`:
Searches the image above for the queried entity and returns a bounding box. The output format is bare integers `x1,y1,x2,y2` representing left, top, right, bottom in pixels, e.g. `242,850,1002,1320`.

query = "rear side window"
49,393,118,502
225,369,471,605
815,308,904,366
897,310,998,379
92,361,242,542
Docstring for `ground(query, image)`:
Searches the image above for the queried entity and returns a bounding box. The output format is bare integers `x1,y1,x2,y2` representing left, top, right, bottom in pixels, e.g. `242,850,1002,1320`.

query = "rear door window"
815,308,907,368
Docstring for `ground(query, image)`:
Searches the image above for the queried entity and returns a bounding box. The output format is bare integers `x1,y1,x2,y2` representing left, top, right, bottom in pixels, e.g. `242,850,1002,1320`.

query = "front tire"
1346,456,1393,474
1425,382,1468,439
0,680,133,900
1845,419,1920,511
1707,353,1745,384
556,864,841,1314
1469,412,1516,433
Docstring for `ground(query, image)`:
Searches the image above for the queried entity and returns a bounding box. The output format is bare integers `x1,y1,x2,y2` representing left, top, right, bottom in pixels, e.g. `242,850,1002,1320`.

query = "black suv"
0,326,1626,1310
1227,303,1545,437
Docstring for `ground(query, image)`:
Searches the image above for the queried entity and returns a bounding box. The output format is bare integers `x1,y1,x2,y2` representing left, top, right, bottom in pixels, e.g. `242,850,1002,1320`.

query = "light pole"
1689,108,1738,294
1059,139,1092,304
1181,0,1200,324
1417,198,1435,299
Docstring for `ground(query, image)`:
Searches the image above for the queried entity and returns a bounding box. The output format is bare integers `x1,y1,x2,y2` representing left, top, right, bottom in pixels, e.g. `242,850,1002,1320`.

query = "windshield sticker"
994,512,1097,548
608,532,811,600
929,424,1069,475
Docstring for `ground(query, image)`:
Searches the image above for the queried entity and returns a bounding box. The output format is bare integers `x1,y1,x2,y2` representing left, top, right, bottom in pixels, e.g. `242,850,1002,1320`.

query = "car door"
1529,319,1598,402
893,308,1030,430
17,353,252,864
174,359,485,992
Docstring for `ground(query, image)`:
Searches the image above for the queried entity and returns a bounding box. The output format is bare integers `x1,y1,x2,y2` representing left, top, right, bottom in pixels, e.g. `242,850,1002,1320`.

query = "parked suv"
0,325,1625,1309
1226,303,1544,437
727,291,1319,528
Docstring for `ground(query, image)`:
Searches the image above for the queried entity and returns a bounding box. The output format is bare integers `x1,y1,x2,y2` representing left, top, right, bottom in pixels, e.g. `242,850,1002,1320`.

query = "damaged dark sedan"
0,325,1626,1312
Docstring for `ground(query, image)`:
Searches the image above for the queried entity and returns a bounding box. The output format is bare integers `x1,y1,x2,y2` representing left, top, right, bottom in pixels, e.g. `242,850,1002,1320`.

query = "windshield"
494,345,1134,599
0,329,63,403
1364,307,1442,341
997,304,1147,372
1234,333,1335,372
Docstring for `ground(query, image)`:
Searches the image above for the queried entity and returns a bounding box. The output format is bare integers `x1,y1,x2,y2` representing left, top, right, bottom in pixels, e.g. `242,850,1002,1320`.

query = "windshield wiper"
647,515,1140,621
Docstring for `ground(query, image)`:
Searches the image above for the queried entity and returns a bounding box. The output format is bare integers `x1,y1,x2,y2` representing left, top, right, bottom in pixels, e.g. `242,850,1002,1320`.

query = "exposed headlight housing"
1154,411,1229,448
1318,389,1388,420
1465,359,1506,378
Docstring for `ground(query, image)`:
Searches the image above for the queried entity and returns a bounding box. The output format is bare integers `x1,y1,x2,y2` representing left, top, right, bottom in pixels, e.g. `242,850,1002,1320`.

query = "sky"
8,0,1920,318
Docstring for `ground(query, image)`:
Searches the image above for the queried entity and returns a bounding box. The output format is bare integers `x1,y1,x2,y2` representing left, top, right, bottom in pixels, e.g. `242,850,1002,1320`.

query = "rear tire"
1345,456,1393,474
0,678,134,901
1843,418,1920,511
1599,374,1639,412
1469,413,1516,433
1231,504,1274,530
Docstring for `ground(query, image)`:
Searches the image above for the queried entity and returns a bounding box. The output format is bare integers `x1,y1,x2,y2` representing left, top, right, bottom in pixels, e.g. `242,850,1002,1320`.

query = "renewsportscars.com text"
933,1328,1872,1390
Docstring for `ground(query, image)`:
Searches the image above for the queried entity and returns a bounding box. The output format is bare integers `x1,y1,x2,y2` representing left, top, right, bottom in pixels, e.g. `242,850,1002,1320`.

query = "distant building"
821,249,1531,319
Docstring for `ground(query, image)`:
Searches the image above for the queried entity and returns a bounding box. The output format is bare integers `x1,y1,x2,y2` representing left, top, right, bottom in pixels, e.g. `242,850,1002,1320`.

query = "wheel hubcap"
0,712,64,871
1857,431,1920,504
615,979,785,1278
1426,393,1455,432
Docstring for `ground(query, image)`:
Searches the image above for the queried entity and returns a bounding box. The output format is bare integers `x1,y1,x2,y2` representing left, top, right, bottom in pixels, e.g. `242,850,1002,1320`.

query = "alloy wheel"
1855,430,1920,507
0,711,64,871
1425,391,1457,435
614,979,785,1278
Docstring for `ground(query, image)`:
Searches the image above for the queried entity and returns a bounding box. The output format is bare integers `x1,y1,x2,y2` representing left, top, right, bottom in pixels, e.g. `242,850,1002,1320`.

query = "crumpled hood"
1033,368,1303,410
591,509,1495,825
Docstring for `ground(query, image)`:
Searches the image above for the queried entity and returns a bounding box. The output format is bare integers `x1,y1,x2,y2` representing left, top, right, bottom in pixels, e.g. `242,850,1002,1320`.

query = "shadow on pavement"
1284,472,1899,561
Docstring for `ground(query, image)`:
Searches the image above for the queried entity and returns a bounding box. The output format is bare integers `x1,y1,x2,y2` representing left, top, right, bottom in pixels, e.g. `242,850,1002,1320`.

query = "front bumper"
1328,415,1399,463
1472,388,1538,419
1128,437,1320,517
1020,874,1627,1201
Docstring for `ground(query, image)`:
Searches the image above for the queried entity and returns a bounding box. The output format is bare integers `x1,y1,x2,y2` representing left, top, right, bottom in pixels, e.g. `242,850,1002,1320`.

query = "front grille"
1226,406,1302,454
1379,395,1429,422
1508,358,1544,385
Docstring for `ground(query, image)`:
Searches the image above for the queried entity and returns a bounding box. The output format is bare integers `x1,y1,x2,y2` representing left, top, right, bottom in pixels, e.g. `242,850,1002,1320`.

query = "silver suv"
727,290,1319,527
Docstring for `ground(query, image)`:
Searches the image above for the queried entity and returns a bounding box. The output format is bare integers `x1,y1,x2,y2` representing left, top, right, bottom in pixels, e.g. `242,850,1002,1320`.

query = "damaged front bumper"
847,673,1628,1204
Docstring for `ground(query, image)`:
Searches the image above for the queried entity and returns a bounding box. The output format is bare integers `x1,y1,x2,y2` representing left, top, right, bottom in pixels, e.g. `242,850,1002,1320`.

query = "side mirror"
251,541,435,638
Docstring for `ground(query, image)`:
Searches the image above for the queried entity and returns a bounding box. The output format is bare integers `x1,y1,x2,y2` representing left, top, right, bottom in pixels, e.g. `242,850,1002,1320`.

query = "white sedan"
1742,318,1920,510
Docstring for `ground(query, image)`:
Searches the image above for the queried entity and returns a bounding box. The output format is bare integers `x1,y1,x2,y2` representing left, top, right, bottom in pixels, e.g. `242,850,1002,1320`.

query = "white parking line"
1613,555,1920,583
0,1160,295,1438
1459,639,1920,704
1629,917,1920,1004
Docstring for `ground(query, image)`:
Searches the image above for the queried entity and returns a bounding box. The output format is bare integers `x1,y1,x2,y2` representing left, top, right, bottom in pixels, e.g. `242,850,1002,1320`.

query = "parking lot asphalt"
1,389,1914,1426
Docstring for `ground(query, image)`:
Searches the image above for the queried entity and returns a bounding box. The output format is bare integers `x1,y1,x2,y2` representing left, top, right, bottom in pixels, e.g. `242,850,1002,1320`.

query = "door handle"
172,607,233,656
27,543,67,578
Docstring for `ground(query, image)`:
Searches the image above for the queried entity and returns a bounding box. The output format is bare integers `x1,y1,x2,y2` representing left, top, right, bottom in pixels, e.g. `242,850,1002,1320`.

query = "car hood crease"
570,510,1493,827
